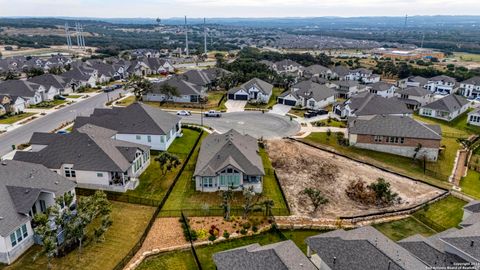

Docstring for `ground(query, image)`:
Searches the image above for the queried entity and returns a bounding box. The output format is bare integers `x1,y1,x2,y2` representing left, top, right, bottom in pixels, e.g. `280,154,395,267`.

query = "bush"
252,226,258,232
208,234,216,242
196,229,208,240
240,229,248,235
242,222,251,230
223,230,230,239
209,225,220,238
345,178,400,206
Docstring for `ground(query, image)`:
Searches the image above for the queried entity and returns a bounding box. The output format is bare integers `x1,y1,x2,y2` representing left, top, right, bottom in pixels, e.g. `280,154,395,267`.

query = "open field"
5,201,155,270
0,113,35,125
267,140,444,218
302,132,452,188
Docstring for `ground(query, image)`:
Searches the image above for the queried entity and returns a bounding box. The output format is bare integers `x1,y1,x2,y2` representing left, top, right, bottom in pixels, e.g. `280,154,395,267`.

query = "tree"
158,84,180,101
25,67,44,78
33,211,58,269
126,75,152,99
155,152,180,175
301,188,329,212
262,199,275,220
5,70,19,80
242,186,263,219
220,185,234,221
49,66,64,75
368,178,399,206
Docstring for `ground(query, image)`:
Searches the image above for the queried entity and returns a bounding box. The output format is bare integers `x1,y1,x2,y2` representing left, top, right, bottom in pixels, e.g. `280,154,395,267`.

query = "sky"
0,0,479,18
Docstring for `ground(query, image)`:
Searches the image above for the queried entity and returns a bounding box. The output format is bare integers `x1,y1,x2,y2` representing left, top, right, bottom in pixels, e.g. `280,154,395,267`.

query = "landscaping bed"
267,139,444,218
29,99,67,109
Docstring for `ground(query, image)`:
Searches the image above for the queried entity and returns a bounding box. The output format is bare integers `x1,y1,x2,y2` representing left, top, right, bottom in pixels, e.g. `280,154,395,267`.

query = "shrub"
208,235,216,242
240,229,247,235
223,230,230,239
209,225,220,238
196,229,208,240
345,178,400,206
252,226,258,232
242,222,251,230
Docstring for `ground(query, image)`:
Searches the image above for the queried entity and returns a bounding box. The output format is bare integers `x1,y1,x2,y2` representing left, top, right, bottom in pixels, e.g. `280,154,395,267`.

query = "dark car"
304,109,328,118
103,87,114,92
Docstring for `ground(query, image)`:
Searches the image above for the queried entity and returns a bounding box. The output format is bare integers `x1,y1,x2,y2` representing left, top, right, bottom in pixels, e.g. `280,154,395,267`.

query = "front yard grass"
374,195,467,241
115,95,136,107
136,249,197,270
161,140,288,213
288,108,306,118
313,118,346,128
29,99,67,109
0,113,35,125
66,95,83,99
460,170,480,199
6,201,155,270
302,132,452,189
126,128,201,201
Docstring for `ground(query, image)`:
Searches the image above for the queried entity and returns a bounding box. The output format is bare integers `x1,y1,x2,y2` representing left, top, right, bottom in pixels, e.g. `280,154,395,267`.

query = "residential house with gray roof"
28,74,75,95
461,201,480,228
334,92,412,119
327,80,365,99
194,129,265,193
144,77,205,103
348,115,442,160
426,75,458,94
0,160,76,265
61,67,97,88
459,76,480,98
306,226,429,270
14,124,150,192
398,76,428,89
0,80,48,105
278,80,335,110
367,81,396,98
270,60,304,77
419,94,470,121
180,69,213,88
228,78,273,103
303,64,333,79
394,86,434,110
0,94,26,114
468,108,480,127
73,102,181,151
213,240,316,270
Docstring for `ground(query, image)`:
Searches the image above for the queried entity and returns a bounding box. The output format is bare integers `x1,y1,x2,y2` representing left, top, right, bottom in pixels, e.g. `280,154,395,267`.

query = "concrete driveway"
179,111,300,139
269,104,292,116
225,100,247,112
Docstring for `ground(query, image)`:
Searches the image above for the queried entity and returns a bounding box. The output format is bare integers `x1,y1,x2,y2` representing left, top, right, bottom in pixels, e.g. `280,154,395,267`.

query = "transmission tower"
184,16,189,57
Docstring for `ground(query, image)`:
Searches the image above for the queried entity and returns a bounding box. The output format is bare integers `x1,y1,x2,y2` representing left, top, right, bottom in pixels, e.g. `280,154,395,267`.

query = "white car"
176,110,191,116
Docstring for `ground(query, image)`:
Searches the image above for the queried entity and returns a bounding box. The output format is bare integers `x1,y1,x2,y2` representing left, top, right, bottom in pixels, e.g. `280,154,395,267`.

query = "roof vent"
471,240,475,247
333,257,336,264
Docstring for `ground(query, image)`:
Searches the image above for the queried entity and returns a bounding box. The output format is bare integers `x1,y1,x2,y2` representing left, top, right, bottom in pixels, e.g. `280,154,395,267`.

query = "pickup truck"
204,110,222,117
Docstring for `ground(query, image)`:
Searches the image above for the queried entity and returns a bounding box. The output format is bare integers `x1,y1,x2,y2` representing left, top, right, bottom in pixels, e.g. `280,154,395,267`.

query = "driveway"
179,111,300,139
225,100,247,112
269,104,292,116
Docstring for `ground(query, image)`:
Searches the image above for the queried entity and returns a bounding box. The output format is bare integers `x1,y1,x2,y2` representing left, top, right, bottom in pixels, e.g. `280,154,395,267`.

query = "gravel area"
267,140,444,218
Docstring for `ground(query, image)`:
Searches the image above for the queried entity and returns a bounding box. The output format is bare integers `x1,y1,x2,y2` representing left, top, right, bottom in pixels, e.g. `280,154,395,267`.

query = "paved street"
0,89,125,157
179,111,300,139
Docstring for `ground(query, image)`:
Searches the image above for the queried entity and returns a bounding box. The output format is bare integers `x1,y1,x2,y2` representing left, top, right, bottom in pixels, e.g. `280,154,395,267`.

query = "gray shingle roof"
464,201,480,213
333,66,350,77
281,80,335,102
348,115,442,140
461,213,480,227
180,70,212,86
0,160,75,236
61,67,92,82
28,74,73,90
347,93,412,116
14,125,149,172
429,75,457,84
213,240,316,270
406,76,428,86
0,80,43,98
304,64,331,75
441,222,480,261
370,81,394,92
421,94,469,113
150,77,203,96
228,78,274,96
396,86,431,97
461,76,480,86
194,129,264,177
73,102,181,136
306,226,428,270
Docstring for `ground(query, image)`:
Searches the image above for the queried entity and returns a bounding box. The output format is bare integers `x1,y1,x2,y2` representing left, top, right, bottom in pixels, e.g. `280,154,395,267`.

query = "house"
394,86,434,110
459,76,480,98
0,80,47,105
367,81,396,98
227,78,273,103
419,94,470,121
142,58,175,75
332,65,351,80
303,64,333,79
0,160,76,265
28,74,75,95
180,69,213,88
345,68,380,83
213,240,316,270
398,76,428,89
271,60,304,76
61,67,97,88
73,102,182,151
348,115,442,160
85,61,119,83
0,95,26,114
193,129,265,193
460,201,480,228
334,92,412,119
0,104,5,117
468,108,480,127
277,80,335,109
144,77,205,103
327,80,364,99
306,226,429,270
126,60,152,77
426,75,457,94
14,125,150,192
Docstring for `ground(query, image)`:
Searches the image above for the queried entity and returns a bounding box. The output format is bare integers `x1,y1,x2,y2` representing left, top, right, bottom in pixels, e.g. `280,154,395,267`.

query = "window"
97,173,104,178
136,135,141,140
160,136,165,143
374,136,382,142
39,200,46,213
10,225,28,247
64,167,76,178
147,135,151,143
423,109,432,116
203,177,213,188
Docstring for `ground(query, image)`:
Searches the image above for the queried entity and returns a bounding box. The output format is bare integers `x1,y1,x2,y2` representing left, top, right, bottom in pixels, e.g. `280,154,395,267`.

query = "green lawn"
29,99,67,109
195,230,284,269
125,128,201,201
288,108,306,118
373,217,437,241
460,170,480,199
302,132,451,189
144,91,226,111
374,195,467,241
413,110,480,137
245,87,285,110
66,95,83,99
136,249,197,270
6,201,155,270
453,52,480,62
313,118,346,128
115,96,136,107
162,140,288,214
281,230,330,254
0,113,35,125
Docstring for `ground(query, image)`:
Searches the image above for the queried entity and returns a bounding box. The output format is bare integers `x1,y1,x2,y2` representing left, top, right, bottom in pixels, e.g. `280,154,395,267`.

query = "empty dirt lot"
267,140,444,218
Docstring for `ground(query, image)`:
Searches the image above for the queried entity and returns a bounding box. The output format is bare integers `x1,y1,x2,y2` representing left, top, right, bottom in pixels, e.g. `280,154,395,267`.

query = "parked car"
103,87,114,93
55,95,66,100
304,109,328,118
177,110,191,116
112,84,122,89
56,130,68,134
204,110,222,117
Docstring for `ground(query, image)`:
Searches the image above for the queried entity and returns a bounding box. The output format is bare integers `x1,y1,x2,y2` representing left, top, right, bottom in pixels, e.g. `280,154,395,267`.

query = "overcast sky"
0,0,479,18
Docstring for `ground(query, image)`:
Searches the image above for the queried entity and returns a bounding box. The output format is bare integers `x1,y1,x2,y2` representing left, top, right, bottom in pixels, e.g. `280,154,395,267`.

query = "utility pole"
204,18,207,56
185,16,189,57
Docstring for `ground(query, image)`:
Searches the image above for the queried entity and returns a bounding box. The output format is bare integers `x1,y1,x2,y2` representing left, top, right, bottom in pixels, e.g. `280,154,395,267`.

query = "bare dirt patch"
267,140,443,218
